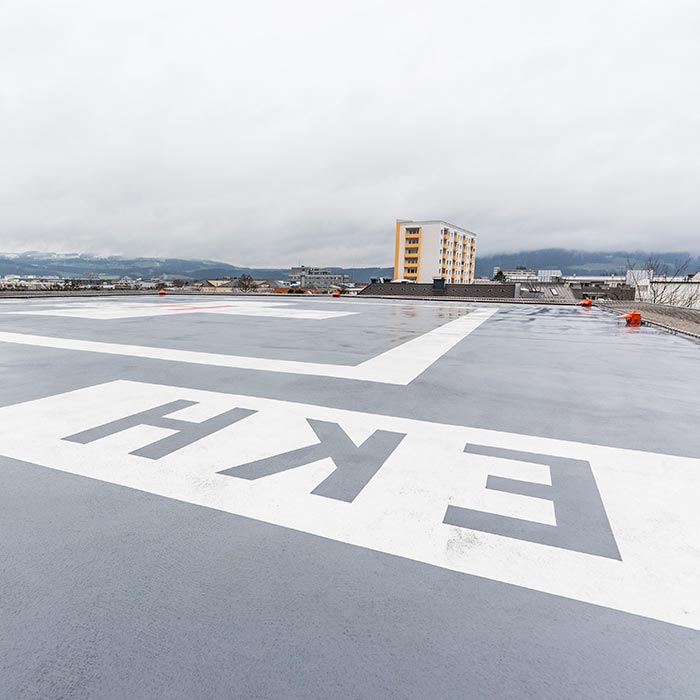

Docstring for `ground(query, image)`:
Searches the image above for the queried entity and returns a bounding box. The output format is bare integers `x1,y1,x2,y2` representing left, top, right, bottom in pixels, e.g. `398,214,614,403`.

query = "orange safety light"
331,290,341,297
618,310,642,327
579,298,592,307
158,288,166,296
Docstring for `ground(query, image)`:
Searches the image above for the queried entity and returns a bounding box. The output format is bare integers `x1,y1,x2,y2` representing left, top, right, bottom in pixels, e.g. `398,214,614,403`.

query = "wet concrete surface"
0,296,470,365
1,296,699,699
1,297,697,456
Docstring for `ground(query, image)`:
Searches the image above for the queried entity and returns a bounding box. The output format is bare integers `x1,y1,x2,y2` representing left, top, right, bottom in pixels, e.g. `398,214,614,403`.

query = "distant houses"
0,275,170,291
6,264,697,307
0,269,365,296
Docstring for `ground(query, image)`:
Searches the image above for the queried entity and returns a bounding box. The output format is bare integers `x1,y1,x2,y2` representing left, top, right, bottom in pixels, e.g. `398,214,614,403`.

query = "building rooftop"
0,295,698,698
397,219,477,236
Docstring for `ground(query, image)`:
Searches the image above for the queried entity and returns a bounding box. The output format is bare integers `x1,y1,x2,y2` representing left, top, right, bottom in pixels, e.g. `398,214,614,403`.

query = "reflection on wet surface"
0,296,478,366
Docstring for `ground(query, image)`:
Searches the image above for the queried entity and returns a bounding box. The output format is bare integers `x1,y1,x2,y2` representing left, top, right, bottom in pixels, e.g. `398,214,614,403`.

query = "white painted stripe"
4,300,356,320
1,379,698,630
356,308,497,383
0,308,496,385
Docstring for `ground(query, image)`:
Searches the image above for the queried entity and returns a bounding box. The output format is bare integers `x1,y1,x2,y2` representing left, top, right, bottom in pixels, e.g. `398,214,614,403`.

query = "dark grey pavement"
1,296,699,699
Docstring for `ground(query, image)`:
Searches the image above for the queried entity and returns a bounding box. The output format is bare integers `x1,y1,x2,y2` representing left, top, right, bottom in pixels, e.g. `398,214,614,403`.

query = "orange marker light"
618,310,642,326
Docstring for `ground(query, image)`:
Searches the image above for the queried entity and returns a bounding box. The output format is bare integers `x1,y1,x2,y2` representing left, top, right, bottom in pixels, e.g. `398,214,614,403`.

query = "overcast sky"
1,1,699,266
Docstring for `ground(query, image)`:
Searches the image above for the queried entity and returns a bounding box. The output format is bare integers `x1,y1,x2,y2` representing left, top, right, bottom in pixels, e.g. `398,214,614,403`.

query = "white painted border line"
357,307,498,383
0,308,497,385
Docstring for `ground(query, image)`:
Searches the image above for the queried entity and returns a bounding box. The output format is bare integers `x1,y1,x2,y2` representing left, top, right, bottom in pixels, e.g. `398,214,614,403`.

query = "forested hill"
1,249,698,282
474,249,700,278
0,253,391,282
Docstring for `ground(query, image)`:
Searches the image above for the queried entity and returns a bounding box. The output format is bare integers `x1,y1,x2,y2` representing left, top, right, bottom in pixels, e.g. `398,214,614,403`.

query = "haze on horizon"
2,0,699,267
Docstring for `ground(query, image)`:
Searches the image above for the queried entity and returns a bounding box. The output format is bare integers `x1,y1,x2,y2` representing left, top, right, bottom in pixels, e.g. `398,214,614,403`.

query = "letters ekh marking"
62,404,407,504
63,400,256,459
219,419,406,502
1,380,697,630
445,444,621,560
62,400,619,561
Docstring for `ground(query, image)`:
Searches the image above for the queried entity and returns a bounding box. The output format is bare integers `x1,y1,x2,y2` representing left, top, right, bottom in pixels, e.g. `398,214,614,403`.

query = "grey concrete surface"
0,296,470,365
1,296,699,699
597,300,700,339
1,298,697,457
2,457,699,700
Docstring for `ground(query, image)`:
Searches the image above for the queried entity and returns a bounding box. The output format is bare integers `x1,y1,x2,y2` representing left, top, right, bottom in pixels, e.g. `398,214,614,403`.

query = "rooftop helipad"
1,295,699,699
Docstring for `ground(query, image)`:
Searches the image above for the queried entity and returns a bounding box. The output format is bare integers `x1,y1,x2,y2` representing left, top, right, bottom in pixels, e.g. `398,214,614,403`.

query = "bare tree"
627,255,700,308
237,274,256,293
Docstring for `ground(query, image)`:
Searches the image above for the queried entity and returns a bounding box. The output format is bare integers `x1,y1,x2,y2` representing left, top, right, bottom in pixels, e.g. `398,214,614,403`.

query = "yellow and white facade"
393,220,476,284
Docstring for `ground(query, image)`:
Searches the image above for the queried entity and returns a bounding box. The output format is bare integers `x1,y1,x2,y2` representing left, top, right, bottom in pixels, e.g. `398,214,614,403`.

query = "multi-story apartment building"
393,220,476,284
288,266,350,289
492,267,538,283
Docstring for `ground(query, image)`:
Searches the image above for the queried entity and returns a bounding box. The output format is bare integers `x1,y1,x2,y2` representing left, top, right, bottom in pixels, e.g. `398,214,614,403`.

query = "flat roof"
397,219,477,236
0,295,698,698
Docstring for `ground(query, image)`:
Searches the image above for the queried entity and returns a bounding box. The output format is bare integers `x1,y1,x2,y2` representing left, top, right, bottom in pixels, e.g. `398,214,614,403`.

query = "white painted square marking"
0,307,498,384
3,299,356,320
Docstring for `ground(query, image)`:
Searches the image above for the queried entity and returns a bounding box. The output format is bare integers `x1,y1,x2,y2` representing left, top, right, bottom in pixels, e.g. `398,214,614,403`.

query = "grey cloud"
1,0,699,265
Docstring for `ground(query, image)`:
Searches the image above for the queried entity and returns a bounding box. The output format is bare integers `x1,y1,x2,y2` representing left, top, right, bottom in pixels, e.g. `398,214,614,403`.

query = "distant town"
1,218,699,310
0,265,367,296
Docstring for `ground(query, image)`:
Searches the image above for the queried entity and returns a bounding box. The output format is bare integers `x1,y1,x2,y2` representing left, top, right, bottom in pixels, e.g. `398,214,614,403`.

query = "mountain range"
1,250,698,282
